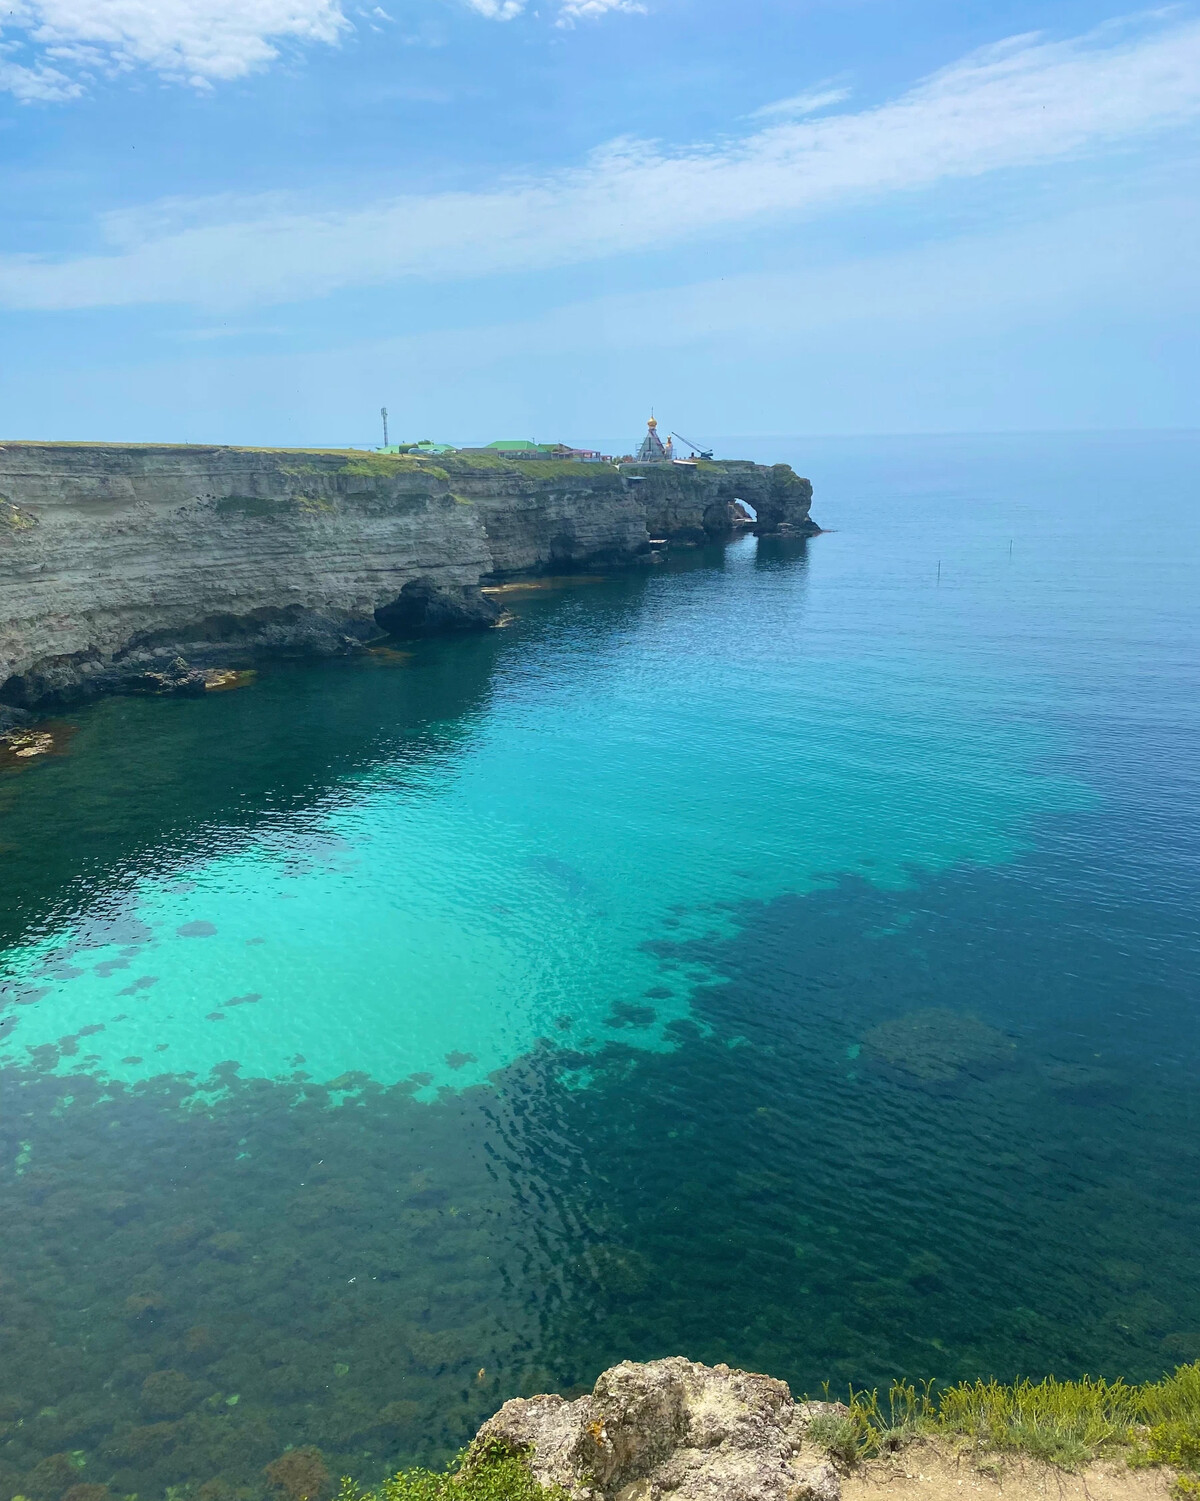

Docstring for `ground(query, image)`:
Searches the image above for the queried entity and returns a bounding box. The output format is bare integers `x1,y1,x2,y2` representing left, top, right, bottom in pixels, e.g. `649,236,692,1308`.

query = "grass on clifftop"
442,454,620,481
807,1361,1200,1484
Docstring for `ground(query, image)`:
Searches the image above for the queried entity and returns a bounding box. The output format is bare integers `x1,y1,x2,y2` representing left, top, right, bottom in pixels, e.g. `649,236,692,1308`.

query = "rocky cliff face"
0,444,815,706
631,461,816,542
474,1357,843,1501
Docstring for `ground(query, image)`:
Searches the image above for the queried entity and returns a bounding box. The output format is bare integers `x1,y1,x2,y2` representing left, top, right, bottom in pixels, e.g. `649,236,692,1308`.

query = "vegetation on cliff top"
341,1366,1200,1501
439,454,620,481
808,1361,1200,1483
337,1437,565,1501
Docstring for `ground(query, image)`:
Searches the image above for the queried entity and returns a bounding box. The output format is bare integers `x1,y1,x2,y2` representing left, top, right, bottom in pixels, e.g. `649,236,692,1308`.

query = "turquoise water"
1,541,1082,1092
1,432,1198,1500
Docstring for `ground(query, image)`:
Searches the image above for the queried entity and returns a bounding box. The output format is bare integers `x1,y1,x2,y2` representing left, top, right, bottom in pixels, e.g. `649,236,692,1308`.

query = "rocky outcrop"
0,445,816,706
0,704,31,733
473,1357,843,1501
631,462,817,543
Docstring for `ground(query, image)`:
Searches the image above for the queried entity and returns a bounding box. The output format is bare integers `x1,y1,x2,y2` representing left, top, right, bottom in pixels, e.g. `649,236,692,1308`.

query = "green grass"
334,454,432,477
337,1438,566,1501
440,454,620,481
805,1363,1200,1480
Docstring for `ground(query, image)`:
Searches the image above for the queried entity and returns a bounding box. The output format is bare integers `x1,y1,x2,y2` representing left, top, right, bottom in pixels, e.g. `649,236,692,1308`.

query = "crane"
670,432,713,460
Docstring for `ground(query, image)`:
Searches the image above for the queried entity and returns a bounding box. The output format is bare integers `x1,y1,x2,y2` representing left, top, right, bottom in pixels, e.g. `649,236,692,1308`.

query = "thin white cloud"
0,48,84,99
749,84,851,120
0,0,639,82
20,185,1195,441
461,0,524,18
0,0,350,91
556,0,646,26
462,0,642,22
3,14,1199,308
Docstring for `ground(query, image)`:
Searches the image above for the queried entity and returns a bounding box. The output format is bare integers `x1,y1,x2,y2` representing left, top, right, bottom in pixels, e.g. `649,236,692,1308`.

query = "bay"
0,432,1197,1498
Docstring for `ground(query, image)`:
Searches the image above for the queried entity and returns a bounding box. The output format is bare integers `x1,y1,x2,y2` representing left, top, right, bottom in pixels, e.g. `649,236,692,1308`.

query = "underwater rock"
62,1483,111,1501
574,1244,653,1296
1162,1332,1200,1361
1,729,54,758
139,1370,196,1417
1039,1061,1130,1106
27,1452,81,1500
604,1002,657,1029
206,1231,246,1259
117,975,159,995
202,668,254,692
263,1446,331,1501
472,1356,843,1501
861,1007,1012,1085
377,1399,422,1435
100,1421,180,1465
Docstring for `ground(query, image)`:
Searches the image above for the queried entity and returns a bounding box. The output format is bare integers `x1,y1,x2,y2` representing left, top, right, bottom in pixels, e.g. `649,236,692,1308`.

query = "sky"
1,0,1198,445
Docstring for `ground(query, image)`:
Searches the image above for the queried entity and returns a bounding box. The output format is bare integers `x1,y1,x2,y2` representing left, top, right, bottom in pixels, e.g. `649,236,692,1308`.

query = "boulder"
472,1357,843,1501
128,656,209,696
0,704,32,733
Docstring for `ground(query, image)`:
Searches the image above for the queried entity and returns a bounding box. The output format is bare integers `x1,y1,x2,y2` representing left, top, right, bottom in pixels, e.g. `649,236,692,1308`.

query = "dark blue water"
0,432,1197,1501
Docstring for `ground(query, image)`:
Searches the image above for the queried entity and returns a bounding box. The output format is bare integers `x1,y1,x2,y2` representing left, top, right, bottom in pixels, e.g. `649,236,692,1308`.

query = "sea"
1,431,1197,1500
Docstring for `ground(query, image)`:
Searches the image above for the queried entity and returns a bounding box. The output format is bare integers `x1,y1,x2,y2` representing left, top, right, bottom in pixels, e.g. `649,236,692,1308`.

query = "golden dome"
647,416,657,429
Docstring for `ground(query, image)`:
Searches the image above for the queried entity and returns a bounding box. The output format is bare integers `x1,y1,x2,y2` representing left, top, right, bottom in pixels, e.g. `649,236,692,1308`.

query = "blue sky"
1,0,1198,445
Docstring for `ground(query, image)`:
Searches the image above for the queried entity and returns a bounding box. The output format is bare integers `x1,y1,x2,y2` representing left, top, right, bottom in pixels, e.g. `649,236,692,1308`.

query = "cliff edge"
0,445,815,706
475,1356,842,1501
380,1358,1185,1501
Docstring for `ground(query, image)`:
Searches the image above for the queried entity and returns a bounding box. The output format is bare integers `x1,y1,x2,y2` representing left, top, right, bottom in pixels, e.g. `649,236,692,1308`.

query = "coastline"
0,443,816,710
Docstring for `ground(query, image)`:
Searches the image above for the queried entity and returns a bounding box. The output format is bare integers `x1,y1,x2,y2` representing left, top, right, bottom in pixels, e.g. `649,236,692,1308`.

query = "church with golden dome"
635,415,674,463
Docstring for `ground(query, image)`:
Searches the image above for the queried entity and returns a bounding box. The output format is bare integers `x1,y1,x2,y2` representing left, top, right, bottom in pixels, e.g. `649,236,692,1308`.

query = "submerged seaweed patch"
3,850,1200,1501
861,1007,1014,1085
0,1058,564,1501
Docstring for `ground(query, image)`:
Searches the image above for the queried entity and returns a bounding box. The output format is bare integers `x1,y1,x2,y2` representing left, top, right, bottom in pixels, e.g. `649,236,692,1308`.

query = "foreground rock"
475,1357,843,1501
0,445,816,707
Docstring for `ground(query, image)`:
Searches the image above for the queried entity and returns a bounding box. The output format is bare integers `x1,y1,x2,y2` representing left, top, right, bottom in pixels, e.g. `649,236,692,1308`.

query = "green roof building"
484,440,557,454
377,440,457,455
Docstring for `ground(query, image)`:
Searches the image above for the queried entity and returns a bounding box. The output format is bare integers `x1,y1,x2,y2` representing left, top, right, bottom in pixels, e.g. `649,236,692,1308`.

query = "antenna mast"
380,407,389,448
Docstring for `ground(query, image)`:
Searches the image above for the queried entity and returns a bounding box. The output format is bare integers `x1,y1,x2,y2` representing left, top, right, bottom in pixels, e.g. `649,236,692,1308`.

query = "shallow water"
1,432,1198,1501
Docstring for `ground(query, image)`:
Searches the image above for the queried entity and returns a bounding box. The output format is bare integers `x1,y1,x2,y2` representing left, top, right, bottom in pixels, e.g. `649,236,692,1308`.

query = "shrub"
336,1438,566,1501
807,1412,866,1467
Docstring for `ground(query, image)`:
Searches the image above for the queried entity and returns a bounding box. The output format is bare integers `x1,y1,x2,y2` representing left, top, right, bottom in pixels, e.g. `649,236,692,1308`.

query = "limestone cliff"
474,1356,843,1501
0,444,816,706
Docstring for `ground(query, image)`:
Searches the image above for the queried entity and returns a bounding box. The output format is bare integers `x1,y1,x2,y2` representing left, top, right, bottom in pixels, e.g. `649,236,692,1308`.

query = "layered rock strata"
0,444,815,706
474,1356,844,1501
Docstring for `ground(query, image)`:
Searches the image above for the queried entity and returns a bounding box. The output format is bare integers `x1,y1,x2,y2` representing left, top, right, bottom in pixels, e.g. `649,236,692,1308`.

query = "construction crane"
670,432,713,460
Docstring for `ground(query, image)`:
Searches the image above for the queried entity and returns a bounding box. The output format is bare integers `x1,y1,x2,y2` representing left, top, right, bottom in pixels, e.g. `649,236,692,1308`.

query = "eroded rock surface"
0,445,816,706
474,1356,843,1501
